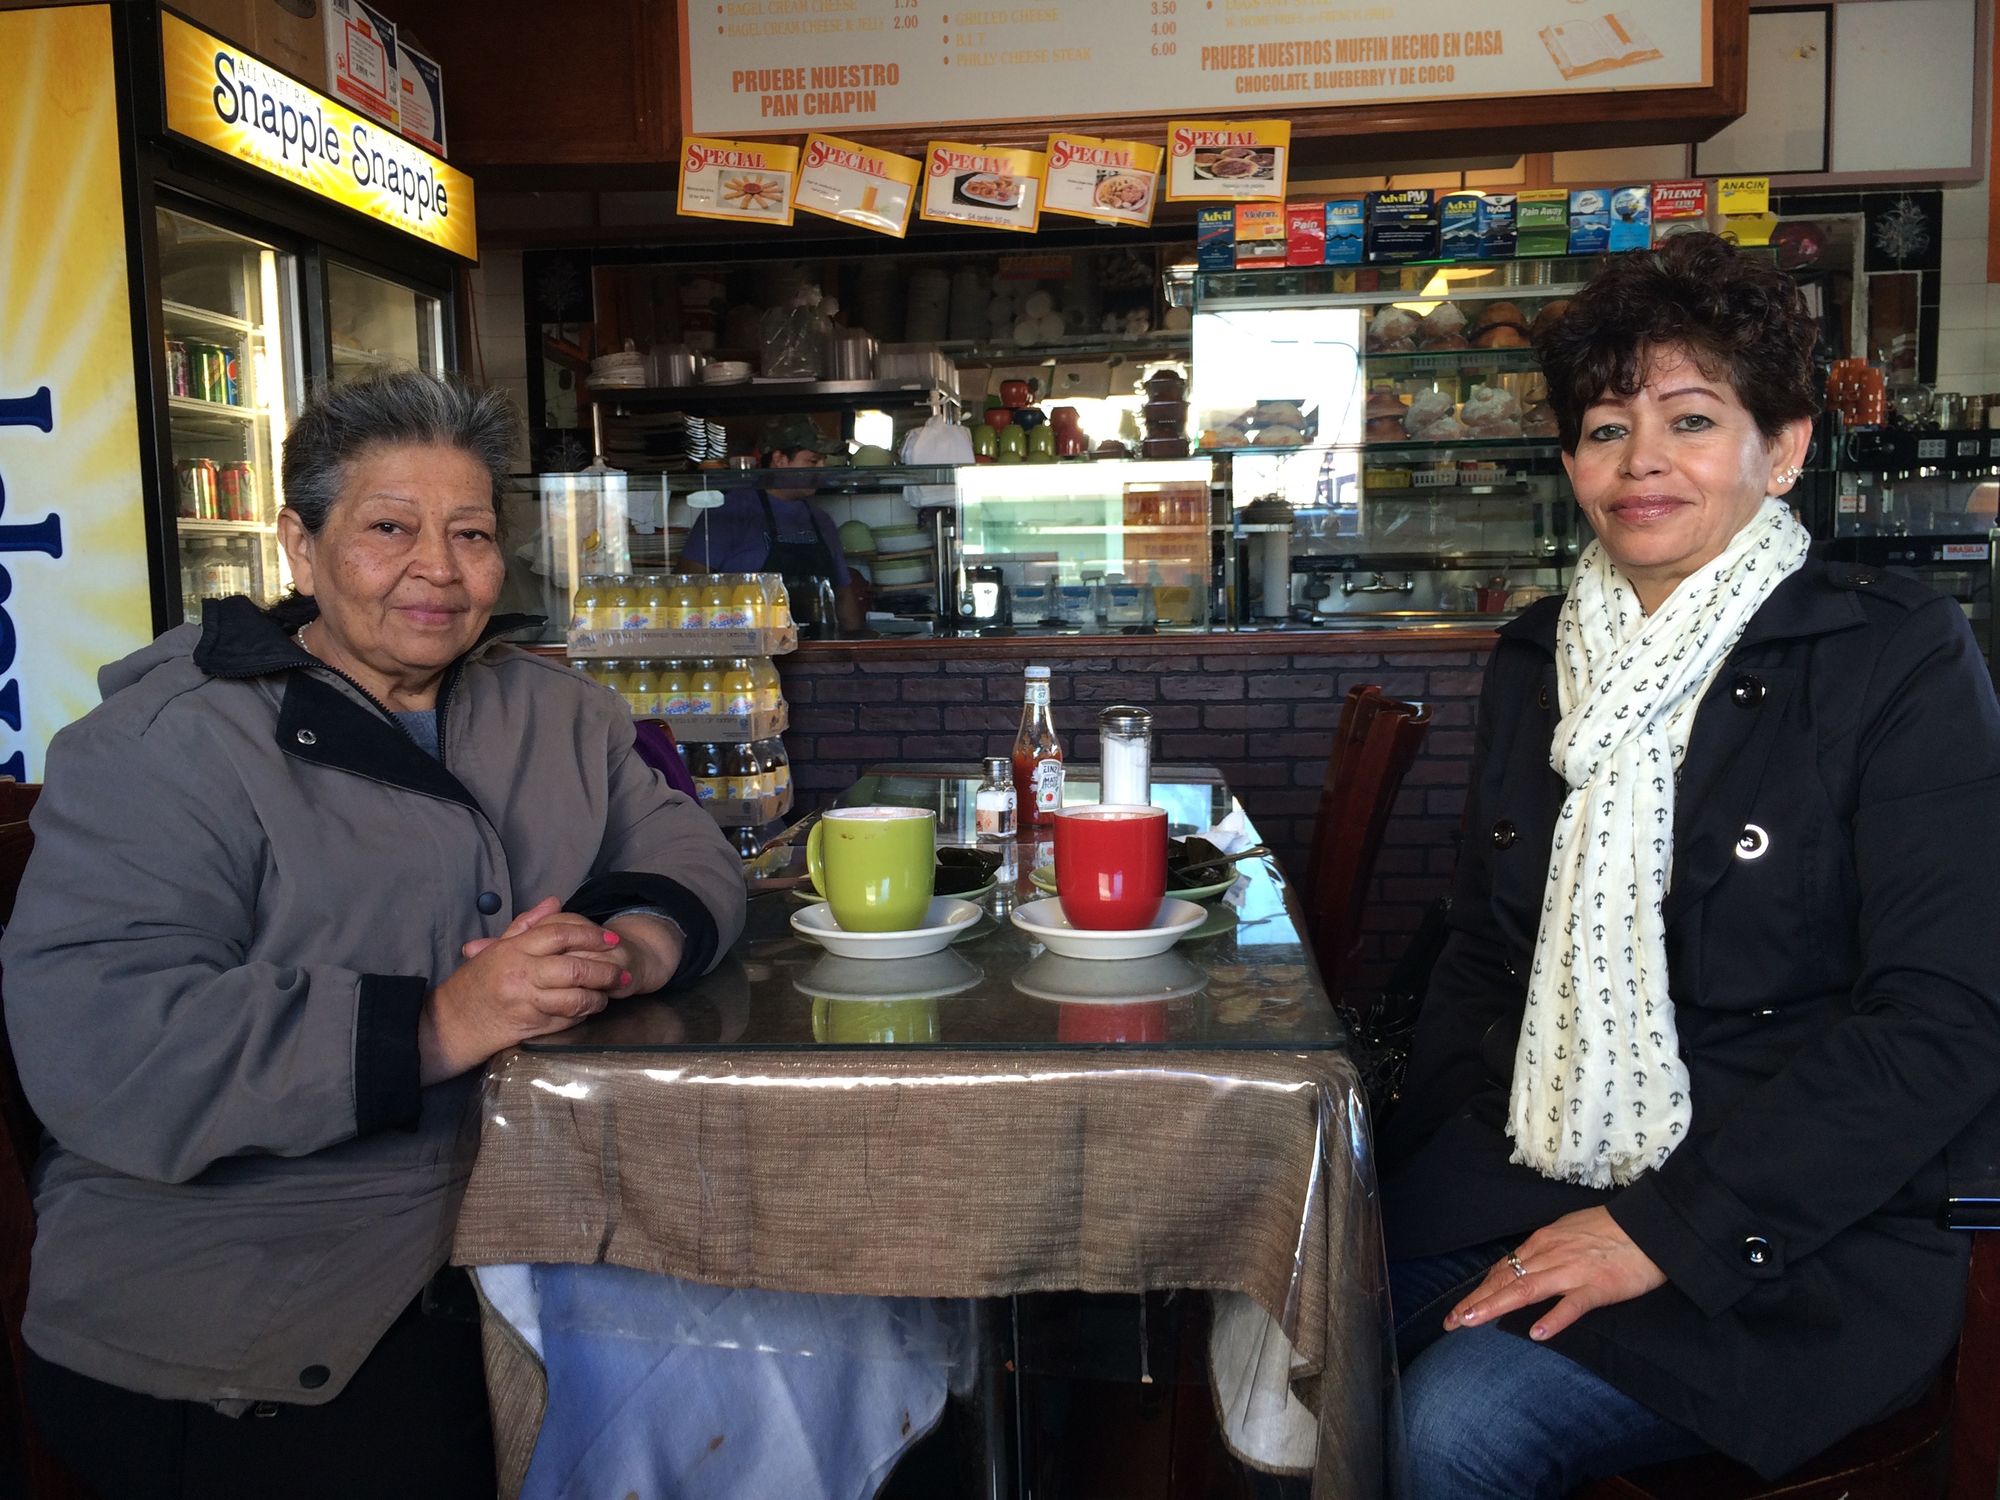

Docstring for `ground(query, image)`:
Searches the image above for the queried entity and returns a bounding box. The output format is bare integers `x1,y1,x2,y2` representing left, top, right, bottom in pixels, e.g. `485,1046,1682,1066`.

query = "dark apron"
756,490,838,601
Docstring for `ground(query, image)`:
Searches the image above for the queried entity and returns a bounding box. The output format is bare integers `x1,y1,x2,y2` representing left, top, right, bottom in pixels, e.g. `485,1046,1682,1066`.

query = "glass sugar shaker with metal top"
1097,705,1154,806
974,755,1017,842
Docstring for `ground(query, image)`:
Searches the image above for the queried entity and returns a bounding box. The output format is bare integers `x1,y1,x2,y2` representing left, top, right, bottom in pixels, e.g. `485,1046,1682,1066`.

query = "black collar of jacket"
193,596,545,810
1493,552,1867,658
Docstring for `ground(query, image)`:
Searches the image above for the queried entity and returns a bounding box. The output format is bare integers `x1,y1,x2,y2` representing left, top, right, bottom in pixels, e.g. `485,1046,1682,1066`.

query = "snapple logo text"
0,386,60,782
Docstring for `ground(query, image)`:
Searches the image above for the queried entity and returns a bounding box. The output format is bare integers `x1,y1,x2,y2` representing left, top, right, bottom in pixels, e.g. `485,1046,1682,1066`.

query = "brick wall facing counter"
775,632,1496,990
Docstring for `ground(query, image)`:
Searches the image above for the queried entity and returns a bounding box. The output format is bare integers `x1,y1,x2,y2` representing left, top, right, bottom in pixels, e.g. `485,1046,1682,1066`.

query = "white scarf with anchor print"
1507,497,1811,1188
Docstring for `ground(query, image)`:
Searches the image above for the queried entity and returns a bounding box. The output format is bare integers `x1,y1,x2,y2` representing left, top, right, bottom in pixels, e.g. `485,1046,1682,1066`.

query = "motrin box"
1233,202,1286,267
1323,199,1365,264
324,0,396,127
1366,188,1438,264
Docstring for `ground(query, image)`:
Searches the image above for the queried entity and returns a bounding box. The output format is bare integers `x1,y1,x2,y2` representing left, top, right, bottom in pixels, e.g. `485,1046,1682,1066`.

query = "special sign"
161,11,477,260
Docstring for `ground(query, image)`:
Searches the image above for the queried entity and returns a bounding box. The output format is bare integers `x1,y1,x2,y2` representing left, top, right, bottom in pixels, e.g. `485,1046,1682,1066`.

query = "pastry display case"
1191,257,1603,626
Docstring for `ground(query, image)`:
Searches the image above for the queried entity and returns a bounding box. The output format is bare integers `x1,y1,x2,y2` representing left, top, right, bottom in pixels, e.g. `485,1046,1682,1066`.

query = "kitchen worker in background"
681,414,864,633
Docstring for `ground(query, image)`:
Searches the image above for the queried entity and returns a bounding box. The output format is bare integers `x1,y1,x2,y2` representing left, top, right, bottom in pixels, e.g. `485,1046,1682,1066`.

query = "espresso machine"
1828,427,1999,667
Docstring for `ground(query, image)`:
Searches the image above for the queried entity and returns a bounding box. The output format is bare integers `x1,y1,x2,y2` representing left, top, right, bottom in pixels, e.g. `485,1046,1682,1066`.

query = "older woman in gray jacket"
3,371,746,1498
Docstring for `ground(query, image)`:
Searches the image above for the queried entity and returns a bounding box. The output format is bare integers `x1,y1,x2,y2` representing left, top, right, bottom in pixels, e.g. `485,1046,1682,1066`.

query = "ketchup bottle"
1012,664,1065,827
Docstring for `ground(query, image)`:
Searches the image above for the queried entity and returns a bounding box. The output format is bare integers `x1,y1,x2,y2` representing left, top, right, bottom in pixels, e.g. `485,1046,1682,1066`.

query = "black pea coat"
1378,557,2000,1478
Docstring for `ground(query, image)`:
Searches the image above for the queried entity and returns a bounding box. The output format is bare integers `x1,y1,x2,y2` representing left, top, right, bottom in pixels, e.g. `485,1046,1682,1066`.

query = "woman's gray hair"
280,370,521,534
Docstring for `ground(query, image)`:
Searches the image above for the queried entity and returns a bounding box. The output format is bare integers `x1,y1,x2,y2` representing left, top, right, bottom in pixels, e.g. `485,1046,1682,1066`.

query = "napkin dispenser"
959,565,1008,626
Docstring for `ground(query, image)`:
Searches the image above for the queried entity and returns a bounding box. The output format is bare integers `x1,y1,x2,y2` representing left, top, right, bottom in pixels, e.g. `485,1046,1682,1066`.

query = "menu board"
678,136,801,225
1163,119,1289,203
794,132,921,237
680,0,1711,137
1041,133,1162,227
919,142,1044,233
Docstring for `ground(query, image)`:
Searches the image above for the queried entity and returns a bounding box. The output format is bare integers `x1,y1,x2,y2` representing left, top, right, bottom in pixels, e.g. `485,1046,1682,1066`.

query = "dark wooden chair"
1303,685,1432,997
1575,1230,2000,1500
0,786,94,1499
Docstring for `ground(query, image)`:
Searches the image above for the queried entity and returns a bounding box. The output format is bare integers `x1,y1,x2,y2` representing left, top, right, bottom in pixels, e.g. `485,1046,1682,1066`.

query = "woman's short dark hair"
280,370,520,534
1535,233,1821,452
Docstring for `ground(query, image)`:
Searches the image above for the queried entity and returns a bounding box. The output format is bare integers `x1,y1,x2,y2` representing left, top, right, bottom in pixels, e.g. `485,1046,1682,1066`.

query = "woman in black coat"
1377,234,2000,1497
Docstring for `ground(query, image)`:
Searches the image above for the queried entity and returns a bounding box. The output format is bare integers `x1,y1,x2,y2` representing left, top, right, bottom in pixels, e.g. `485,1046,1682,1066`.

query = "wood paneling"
391,0,674,166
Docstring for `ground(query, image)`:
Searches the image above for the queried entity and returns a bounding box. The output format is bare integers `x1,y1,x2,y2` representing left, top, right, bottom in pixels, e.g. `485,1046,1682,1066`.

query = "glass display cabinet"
1192,257,1606,627
1826,426,1999,664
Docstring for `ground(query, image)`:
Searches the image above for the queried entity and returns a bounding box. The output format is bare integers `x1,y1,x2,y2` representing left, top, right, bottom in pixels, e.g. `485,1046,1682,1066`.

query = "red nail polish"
620,970,632,986
603,931,619,944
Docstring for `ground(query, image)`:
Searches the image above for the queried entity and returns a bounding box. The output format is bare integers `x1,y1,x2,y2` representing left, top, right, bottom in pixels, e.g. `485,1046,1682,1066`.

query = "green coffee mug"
811,998,941,1044
806,807,937,931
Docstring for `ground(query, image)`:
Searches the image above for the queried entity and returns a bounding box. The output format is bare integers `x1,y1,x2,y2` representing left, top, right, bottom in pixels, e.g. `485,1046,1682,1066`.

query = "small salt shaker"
975,755,1017,841
1097,705,1154,806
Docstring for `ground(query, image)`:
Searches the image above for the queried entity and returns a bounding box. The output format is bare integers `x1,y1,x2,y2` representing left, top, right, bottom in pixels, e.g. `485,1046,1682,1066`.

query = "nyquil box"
1438,192,1483,260
1477,194,1517,257
1323,198,1365,264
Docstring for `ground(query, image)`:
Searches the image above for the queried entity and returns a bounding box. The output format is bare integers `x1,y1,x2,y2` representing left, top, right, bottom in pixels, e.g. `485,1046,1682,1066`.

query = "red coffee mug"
1057,1001,1167,1043
1053,804,1168,930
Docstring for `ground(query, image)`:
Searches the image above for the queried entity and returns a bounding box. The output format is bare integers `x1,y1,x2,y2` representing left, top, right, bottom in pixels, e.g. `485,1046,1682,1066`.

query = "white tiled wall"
462,247,530,424
1934,177,1999,395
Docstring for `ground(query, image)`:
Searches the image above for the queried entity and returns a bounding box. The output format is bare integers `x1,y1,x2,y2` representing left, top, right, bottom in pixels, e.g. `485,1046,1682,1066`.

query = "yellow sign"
1163,118,1291,204
1716,176,1771,216
919,142,1045,234
0,5,153,779
794,133,921,239
1041,133,1162,228
677,135,800,226
160,11,476,260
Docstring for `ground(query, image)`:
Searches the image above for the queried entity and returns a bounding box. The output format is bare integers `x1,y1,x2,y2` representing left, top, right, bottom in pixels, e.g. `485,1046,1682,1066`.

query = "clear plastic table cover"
452,774,1397,1498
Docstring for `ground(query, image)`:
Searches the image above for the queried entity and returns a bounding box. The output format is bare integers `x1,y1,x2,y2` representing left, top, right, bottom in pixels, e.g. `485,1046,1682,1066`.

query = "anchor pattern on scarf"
1507,498,1810,1188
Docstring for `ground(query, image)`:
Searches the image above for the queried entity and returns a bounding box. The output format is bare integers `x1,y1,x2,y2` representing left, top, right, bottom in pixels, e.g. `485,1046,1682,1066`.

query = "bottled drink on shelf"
720,658,757,717
751,658,784,714
757,738,791,800
596,658,629,701
638,574,673,629
624,660,659,717
606,577,640,631
766,574,794,630
569,574,609,635
727,573,766,629
658,659,691,716
692,743,724,803
726,742,762,800
1011,664,1064,827
700,575,733,630
668,574,702,629
687,659,721,715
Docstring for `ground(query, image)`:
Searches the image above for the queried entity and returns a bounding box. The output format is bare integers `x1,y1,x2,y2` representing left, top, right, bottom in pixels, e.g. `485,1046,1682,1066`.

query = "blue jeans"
1391,1242,1708,1500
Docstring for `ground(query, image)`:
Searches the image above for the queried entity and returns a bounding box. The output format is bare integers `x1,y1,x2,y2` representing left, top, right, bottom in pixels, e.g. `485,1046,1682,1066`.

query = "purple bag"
631,719,701,801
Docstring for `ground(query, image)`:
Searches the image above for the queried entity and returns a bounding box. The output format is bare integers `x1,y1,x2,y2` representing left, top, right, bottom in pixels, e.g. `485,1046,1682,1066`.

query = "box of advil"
1366,188,1438,263
1196,206,1236,269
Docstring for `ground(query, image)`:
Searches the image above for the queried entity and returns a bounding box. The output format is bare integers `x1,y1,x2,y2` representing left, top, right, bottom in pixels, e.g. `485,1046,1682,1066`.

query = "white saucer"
796,949,982,1002
790,896,982,959
1029,865,1236,904
1009,897,1205,960
1012,950,1208,1005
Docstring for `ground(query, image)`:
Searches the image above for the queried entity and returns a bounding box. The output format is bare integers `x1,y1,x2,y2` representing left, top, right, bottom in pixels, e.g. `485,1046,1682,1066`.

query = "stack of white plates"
702,360,752,385
871,555,935,590
872,525,931,558
590,349,651,388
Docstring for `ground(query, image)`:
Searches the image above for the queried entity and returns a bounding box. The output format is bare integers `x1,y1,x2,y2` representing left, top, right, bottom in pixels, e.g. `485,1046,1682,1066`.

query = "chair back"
1304,686,1431,997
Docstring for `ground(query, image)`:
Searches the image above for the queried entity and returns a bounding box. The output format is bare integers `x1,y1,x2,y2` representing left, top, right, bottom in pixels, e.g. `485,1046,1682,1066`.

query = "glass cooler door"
156,206,302,623
325,260,445,386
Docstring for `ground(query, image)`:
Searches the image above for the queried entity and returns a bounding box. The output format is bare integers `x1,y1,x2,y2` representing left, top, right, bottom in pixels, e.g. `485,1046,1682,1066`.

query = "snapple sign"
0,386,60,782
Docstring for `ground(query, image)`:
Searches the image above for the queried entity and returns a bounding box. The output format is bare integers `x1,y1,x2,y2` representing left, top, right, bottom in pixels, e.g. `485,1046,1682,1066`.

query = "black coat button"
299,1364,330,1389
1730,675,1765,708
476,890,503,916
1741,1236,1773,1267
1735,824,1769,860
1537,684,1552,711
1491,820,1517,849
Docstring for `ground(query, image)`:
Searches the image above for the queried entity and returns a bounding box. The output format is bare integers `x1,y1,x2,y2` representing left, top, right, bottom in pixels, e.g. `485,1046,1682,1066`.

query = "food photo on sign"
1041,132,1162,228
920,141,1045,233
1163,118,1289,203
676,135,800,226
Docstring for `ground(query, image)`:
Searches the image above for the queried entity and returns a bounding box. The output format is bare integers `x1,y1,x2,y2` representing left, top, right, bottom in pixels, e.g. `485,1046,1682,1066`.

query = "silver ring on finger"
1506,1252,1528,1280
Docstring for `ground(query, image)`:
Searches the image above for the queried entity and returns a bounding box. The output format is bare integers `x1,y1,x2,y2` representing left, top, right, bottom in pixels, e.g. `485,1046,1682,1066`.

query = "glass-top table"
525,765,1344,1052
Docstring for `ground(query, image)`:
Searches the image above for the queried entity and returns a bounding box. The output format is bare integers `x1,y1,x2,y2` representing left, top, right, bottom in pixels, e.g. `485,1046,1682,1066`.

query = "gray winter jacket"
1,598,745,1407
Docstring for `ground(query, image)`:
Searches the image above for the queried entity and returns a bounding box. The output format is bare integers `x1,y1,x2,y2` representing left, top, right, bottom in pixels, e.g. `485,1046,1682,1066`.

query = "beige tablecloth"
453,1045,1390,1499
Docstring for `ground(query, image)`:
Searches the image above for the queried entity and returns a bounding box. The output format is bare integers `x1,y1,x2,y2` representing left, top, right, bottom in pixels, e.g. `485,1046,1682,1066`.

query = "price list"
685,0,1709,137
